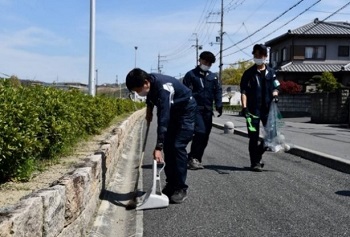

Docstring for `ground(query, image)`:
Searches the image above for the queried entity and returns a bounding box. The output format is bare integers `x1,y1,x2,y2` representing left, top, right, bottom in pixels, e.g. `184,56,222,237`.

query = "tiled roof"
291,19,350,35
265,19,350,45
279,62,350,72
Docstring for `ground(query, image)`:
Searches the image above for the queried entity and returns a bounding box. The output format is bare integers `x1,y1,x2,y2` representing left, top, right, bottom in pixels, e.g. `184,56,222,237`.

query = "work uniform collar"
196,65,208,76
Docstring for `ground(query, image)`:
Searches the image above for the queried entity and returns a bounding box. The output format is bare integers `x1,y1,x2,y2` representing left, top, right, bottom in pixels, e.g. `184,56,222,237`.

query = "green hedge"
223,104,242,112
0,80,144,182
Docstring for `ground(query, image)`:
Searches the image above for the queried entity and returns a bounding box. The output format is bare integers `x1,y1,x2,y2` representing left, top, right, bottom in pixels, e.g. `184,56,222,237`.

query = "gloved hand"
241,107,249,118
216,106,223,117
273,96,279,103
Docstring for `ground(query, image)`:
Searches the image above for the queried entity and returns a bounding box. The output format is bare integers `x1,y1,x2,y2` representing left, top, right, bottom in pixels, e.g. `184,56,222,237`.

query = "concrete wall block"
57,215,84,237
0,197,43,237
0,109,146,237
57,167,92,226
84,154,103,184
28,185,66,237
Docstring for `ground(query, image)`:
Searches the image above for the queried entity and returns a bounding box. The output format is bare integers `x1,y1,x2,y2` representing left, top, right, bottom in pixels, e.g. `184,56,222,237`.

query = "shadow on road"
203,165,251,174
335,190,350,197
99,189,145,207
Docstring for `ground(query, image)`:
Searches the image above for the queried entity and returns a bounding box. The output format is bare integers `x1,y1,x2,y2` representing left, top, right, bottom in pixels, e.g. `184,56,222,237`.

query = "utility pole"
218,0,224,83
116,75,121,98
88,0,96,96
207,0,224,83
95,69,98,94
157,53,166,73
191,33,203,67
134,46,138,68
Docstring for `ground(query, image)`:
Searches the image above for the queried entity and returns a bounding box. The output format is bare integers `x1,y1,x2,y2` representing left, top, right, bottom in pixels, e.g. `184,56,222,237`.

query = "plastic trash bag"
263,102,291,152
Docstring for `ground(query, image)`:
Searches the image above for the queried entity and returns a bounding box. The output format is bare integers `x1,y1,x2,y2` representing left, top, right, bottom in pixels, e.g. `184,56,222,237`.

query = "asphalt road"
138,120,350,237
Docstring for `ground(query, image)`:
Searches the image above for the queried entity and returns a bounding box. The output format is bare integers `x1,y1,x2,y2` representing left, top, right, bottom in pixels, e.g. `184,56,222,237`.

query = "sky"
0,0,349,85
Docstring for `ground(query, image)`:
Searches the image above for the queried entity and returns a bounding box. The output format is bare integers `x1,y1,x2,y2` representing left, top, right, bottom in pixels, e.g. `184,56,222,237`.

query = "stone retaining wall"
0,109,145,237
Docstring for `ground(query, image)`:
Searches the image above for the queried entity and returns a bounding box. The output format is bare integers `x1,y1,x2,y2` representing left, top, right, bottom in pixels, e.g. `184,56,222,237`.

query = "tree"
9,75,21,87
221,60,253,85
318,71,340,92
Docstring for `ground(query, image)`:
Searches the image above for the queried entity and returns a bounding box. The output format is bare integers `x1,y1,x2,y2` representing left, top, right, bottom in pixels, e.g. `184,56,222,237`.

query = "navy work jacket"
240,64,280,116
146,73,193,145
183,66,222,111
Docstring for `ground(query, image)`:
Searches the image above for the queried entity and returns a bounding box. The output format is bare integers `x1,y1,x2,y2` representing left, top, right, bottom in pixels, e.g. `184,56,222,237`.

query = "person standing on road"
240,44,280,172
183,51,223,170
126,68,196,204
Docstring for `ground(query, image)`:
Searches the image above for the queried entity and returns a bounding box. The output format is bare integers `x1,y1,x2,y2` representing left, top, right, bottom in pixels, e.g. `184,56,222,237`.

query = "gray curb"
213,122,350,174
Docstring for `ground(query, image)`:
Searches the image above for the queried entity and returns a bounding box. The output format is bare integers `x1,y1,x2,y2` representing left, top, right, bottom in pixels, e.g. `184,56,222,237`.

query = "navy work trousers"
189,109,213,162
163,98,196,190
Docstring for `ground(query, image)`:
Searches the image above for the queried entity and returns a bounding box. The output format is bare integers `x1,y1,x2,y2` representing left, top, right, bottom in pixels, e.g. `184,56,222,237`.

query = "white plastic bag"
263,102,290,152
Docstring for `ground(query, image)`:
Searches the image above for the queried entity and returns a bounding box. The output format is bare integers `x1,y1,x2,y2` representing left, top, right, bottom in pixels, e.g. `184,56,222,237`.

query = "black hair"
125,68,150,91
199,51,216,63
252,44,267,56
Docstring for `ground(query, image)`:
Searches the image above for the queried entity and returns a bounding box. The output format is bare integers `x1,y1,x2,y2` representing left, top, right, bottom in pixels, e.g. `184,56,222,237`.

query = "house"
221,85,241,105
265,18,350,88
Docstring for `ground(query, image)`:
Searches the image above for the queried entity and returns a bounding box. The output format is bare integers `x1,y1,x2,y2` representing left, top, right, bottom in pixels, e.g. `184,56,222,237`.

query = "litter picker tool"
136,160,169,210
126,120,150,210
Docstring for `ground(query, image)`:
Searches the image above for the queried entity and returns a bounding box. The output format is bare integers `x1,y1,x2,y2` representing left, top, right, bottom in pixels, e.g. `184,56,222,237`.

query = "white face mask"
199,64,210,71
253,58,266,66
137,88,149,97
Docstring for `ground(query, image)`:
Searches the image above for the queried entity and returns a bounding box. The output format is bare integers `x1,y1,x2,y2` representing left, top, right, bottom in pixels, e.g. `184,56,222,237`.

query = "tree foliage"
319,71,340,92
221,60,253,85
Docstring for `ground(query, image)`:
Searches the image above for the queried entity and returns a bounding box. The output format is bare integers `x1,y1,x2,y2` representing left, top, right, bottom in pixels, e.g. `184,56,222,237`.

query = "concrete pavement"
213,113,350,174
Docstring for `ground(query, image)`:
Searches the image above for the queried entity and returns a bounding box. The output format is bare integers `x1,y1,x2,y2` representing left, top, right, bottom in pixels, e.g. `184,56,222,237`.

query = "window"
304,46,325,59
281,48,287,61
305,47,314,59
271,51,277,67
293,45,305,60
338,46,349,57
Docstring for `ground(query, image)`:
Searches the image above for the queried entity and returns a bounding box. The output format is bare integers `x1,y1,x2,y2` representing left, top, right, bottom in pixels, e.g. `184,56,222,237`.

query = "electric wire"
222,0,305,53
223,0,322,58
223,1,350,67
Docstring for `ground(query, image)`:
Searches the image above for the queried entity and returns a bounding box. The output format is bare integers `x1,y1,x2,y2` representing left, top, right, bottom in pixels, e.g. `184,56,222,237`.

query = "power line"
222,0,305,53
223,0,350,65
223,0,322,58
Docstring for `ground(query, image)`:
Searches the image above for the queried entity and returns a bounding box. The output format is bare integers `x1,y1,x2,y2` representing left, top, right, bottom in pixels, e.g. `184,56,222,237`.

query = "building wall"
310,89,350,123
270,37,350,62
278,94,311,117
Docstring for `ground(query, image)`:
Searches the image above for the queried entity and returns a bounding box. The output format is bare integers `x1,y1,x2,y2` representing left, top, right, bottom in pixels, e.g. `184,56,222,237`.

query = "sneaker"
170,189,188,204
188,158,204,170
162,184,175,198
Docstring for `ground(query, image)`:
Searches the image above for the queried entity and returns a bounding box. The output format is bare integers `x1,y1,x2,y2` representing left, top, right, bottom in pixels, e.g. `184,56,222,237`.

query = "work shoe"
250,162,264,172
170,189,188,204
188,158,204,170
161,184,175,198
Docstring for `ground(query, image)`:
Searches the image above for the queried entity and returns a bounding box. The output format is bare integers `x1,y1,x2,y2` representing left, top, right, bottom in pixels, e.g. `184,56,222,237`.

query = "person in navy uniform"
126,68,196,203
183,51,222,170
240,44,280,172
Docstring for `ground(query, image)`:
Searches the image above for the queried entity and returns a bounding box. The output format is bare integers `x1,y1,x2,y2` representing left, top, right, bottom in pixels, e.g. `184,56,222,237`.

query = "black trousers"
247,113,268,166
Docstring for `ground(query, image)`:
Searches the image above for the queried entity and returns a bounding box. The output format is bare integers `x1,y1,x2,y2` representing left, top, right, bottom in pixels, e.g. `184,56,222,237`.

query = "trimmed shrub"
0,80,144,182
